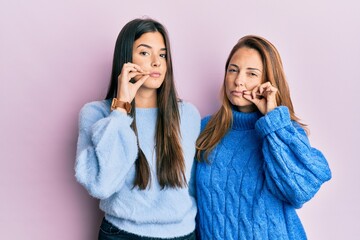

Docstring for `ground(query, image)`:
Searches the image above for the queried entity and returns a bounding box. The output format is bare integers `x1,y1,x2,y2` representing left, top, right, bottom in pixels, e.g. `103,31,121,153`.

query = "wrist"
114,107,128,114
111,98,132,113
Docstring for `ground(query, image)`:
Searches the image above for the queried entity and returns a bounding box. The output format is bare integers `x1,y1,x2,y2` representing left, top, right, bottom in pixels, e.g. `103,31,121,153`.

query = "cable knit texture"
75,99,200,238
196,106,331,240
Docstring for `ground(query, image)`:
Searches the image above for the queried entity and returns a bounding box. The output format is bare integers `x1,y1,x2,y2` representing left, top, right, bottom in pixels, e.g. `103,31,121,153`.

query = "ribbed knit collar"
232,109,263,130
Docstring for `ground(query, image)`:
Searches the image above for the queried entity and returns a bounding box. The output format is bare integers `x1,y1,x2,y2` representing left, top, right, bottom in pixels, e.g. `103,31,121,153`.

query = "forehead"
230,47,263,69
133,31,166,48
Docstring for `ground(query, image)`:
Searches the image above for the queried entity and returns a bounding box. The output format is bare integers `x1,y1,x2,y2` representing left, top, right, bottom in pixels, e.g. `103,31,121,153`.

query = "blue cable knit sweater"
75,99,200,238
196,106,331,240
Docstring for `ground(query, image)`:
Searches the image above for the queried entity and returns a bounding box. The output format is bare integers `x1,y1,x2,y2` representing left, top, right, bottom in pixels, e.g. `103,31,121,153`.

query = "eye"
227,68,238,73
248,72,258,77
139,51,150,56
160,53,167,58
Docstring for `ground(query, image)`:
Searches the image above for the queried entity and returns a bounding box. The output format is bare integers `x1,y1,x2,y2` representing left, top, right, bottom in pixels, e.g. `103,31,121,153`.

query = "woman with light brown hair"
195,35,331,239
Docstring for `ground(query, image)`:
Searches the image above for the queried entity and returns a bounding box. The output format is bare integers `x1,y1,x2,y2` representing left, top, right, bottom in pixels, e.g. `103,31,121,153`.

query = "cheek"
246,83,257,91
162,64,167,73
224,76,232,90
161,60,167,72
224,81,232,98
131,57,144,67
246,79,262,90
132,54,151,67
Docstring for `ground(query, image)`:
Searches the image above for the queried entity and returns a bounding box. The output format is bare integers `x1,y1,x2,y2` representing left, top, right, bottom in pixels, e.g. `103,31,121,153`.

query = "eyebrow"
136,44,166,51
248,67,262,72
229,64,262,72
229,64,239,70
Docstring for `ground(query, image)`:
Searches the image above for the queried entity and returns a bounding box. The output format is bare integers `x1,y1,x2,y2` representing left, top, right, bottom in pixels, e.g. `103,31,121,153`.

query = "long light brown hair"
196,35,307,162
106,18,186,189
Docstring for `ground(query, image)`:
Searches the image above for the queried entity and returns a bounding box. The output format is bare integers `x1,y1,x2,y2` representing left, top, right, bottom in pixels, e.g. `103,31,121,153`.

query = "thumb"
132,74,149,91
243,92,265,113
243,92,257,103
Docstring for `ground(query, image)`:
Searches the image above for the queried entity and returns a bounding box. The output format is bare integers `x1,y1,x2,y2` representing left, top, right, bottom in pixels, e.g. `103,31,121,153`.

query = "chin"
142,78,164,89
229,98,250,108
142,83,164,89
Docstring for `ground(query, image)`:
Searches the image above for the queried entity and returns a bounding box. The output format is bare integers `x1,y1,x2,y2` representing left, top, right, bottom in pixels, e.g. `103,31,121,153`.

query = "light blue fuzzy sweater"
196,106,331,239
75,99,200,238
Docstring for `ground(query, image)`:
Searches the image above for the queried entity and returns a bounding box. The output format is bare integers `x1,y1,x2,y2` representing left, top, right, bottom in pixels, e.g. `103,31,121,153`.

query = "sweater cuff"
255,106,292,138
109,110,134,125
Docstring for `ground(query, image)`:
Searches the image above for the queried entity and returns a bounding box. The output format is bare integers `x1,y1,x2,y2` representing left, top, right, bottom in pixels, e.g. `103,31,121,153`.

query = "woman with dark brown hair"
195,35,331,239
75,18,200,240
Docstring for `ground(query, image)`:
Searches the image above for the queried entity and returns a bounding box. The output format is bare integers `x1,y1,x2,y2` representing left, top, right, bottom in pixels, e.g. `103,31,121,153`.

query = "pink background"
1,0,359,239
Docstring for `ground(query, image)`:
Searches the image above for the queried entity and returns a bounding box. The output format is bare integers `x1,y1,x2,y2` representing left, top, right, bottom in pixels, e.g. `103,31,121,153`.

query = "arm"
75,102,138,199
255,106,331,208
182,102,202,200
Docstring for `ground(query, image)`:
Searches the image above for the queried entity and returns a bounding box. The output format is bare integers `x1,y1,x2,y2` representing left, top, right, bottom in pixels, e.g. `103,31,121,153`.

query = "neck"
135,88,158,108
232,108,262,130
237,104,258,113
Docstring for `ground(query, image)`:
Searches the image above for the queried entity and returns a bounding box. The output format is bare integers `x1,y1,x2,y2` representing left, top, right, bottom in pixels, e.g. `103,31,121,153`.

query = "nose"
151,55,161,67
234,73,245,87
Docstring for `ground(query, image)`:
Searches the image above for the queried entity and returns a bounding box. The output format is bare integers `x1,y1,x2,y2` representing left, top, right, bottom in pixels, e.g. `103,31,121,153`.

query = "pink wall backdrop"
1,0,359,239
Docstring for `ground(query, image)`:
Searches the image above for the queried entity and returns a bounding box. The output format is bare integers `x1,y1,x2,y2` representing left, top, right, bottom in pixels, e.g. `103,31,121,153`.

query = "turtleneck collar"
232,109,263,130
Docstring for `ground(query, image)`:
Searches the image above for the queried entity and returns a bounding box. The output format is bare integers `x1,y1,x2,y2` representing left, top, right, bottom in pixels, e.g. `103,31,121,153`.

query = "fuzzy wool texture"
75,99,201,238
196,106,331,240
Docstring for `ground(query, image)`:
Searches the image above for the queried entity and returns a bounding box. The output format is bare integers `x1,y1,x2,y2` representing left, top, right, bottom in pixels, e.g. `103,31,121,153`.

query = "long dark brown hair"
196,35,307,162
106,18,186,189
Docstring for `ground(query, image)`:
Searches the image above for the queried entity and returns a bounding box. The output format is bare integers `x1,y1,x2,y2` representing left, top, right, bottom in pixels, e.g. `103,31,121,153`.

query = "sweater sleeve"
74,102,138,200
255,106,331,208
182,102,202,200
188,160,197,199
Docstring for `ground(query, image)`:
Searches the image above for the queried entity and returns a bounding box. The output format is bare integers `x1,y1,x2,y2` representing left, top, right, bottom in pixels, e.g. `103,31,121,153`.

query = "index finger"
124,63,148,73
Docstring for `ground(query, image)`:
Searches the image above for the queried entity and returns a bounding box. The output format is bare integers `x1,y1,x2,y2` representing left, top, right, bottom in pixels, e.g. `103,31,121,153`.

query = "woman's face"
225,47,264,112
132,31,167,90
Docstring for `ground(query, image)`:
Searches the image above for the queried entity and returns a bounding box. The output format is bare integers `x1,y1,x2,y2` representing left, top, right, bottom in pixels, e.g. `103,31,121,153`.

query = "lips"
231,90,245,97
149,72,161,78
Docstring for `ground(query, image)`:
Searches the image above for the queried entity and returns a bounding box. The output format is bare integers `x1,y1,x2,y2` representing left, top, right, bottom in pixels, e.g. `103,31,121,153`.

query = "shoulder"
201,115,212,125
200,115,212,131
178,101,201,135
79,99,111,122
178,100,201,121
